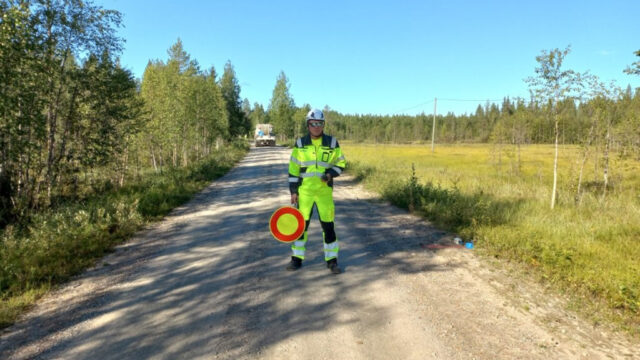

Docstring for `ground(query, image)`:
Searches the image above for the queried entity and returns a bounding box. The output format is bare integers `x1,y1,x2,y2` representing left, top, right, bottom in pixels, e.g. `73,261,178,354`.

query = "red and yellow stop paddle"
269,206,305,242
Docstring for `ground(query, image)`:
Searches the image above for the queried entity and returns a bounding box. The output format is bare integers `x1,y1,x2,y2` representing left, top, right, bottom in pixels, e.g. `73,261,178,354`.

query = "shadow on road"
1,147,466,359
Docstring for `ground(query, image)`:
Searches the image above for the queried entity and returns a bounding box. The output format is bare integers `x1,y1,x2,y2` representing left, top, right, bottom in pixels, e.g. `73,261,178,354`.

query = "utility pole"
431,97,437,152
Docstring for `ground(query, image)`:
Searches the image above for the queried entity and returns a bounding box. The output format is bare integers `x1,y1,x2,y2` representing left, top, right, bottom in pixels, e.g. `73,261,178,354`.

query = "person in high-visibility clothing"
287,108,346,274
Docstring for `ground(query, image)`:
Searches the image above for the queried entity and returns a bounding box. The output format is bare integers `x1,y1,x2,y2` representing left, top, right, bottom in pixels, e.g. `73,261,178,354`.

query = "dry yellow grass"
343,142,640,334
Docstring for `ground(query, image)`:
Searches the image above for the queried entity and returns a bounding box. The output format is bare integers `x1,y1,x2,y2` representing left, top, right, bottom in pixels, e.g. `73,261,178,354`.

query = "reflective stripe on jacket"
288,134,346,194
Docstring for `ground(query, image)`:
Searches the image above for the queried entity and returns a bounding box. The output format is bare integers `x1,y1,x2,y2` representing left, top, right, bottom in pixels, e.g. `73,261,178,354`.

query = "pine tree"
249,103,266,128
268,71,296,141
294,104,311,138
624,50,640,76
203,66,229,150
221,61,250,137
241,98,251,120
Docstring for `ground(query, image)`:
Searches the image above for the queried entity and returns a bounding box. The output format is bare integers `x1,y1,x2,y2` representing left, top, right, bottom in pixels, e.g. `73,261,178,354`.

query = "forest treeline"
246,48,640,210
324,90,639,150
0,1,250,228
251,57,640,161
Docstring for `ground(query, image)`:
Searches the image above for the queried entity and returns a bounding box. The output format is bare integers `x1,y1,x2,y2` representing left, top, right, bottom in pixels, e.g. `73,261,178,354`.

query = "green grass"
0,141,248,329
343,142,640,334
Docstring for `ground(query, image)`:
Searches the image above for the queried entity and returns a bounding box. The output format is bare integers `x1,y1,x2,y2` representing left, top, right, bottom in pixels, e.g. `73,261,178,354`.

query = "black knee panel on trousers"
320,221,337,243
297,220,311,241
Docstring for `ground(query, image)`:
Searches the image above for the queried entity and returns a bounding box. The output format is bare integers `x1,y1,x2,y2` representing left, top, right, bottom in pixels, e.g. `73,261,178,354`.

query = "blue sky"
96,0,640,116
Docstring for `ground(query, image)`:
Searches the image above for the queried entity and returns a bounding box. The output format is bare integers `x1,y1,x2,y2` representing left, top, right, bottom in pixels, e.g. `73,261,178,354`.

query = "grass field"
342,142,640,334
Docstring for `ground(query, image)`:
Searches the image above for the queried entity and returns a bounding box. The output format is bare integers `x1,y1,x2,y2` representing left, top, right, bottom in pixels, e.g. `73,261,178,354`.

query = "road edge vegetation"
0,142,248,329
346,157,639,338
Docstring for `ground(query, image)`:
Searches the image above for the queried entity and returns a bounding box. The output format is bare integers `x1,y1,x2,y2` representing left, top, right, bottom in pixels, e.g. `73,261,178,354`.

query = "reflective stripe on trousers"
323,237,339,260
291,233,339,261
291,194,339,261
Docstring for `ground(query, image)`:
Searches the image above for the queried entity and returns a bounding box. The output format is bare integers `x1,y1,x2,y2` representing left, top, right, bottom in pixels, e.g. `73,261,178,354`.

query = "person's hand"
321,173,332,183
291,193,298,205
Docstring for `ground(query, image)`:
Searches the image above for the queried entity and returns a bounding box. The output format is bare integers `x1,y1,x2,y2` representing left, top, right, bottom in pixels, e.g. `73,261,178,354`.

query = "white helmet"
305,108,325,122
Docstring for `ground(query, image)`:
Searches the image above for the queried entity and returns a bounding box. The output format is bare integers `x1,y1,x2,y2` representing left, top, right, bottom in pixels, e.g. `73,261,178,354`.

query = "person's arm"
288,147,301,203
325,140,346,180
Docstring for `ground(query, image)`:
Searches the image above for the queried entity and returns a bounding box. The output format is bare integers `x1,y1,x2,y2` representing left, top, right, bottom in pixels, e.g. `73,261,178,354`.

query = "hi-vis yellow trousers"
291,186,339,261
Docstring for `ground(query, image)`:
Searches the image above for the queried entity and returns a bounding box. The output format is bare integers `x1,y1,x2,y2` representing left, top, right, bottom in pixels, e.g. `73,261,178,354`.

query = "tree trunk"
575,118,596,205
46,103,57,204
0,163,12,227
593,137,600,183
119,145,129,187
551,113,559,209
602,119,611,202
516,142,521,176
182,145,188,167
45,46,70,205
55,84,78,191
159,149,164,174
172,144,177,167
151,147,158,173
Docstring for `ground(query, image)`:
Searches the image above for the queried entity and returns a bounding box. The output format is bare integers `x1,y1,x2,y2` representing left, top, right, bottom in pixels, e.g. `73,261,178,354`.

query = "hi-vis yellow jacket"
288,134,346,194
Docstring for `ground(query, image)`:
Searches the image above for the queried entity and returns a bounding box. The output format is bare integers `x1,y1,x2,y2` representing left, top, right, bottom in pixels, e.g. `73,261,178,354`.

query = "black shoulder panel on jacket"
299,134,312,147
321,134,331,147
321,134,339,148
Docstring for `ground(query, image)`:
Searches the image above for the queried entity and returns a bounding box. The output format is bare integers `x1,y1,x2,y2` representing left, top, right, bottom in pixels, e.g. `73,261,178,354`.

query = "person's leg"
287,191,313,270
316,187,340,273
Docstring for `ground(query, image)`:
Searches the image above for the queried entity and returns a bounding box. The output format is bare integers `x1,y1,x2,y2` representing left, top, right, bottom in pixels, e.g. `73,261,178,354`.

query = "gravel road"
0,146,637,360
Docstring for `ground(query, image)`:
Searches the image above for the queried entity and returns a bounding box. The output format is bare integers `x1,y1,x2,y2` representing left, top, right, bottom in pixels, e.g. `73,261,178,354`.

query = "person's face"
308,120,324,137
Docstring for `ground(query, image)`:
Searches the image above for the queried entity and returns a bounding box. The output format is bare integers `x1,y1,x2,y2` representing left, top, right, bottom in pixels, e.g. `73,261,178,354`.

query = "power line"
393,97,516,114
438,98,505,102
394,100,433,113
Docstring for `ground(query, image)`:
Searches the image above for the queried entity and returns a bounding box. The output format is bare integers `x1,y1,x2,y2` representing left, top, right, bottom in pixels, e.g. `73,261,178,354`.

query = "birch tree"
526,46,583,209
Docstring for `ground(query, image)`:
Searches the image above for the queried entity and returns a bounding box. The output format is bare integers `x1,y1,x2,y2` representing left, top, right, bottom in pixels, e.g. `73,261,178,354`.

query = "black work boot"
286,256,302,271
326,258,341,274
